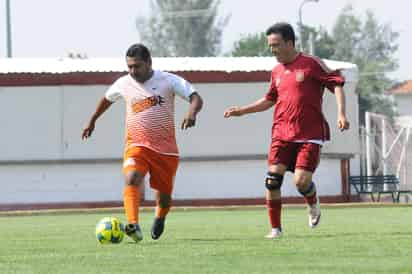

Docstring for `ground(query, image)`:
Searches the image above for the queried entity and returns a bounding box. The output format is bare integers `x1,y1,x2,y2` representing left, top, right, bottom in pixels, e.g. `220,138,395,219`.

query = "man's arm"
334,86,350,131
82,97,113,139
223,97,275,118
181,92,203,130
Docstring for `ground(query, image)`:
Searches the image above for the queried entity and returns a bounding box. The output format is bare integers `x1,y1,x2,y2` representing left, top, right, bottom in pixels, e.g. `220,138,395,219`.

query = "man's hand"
181,116,196,130
82,122,95,139
337,114,350,131
181,92,202,130
82,97,113,140
155,95,165,106
223,106,243,118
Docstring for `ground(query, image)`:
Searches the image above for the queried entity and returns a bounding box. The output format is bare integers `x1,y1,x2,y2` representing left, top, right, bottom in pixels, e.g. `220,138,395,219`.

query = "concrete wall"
0,75,359,206
0,86,63,160
394,94,412,116
1,157,342,204
0,81,359,160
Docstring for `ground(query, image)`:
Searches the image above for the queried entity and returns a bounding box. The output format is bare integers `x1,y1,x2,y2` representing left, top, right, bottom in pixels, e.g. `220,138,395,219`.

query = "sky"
0,0,410,80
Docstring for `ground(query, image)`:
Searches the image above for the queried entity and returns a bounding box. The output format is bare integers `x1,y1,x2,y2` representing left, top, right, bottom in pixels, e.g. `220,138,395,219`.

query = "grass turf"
0,206,411,274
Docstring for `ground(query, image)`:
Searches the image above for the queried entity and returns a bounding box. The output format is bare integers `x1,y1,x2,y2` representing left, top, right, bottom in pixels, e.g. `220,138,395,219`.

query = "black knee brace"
265,172,284,190
298,181,315,196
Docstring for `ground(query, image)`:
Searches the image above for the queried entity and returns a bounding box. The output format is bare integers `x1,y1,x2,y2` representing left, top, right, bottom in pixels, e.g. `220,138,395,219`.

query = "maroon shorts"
268,139,321,172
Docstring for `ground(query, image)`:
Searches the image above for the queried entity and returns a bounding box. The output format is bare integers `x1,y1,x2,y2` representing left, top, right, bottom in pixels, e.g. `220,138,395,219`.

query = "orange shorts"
122,146,179,195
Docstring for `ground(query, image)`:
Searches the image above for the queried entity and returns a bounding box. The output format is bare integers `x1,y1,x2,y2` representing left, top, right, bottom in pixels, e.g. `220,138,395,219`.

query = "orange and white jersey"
105,70,195,156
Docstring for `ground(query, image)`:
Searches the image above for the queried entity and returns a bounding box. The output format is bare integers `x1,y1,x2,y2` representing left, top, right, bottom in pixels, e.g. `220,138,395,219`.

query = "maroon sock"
304,192,317,205
299,182,317,206
266,199,282,229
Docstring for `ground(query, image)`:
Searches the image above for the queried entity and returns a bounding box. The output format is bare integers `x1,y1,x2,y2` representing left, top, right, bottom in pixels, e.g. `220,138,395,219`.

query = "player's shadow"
293,231,411,239
178,238,245,242
124,238,245,245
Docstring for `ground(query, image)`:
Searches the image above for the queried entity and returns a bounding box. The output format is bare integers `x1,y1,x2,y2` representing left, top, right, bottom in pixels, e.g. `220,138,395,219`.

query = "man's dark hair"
126,43,151,62
266,22,295,46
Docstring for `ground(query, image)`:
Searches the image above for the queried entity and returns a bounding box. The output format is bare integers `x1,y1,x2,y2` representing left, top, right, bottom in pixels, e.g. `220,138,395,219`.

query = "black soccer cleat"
151,217,165,240
125,223,143,242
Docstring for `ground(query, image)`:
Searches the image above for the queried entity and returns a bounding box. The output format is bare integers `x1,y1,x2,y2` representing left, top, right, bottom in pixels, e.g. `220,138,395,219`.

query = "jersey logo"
131,95,164,113
296,70,305,82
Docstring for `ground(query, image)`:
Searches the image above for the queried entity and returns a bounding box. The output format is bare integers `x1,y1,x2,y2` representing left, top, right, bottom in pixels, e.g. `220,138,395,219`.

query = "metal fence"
360,112,412,196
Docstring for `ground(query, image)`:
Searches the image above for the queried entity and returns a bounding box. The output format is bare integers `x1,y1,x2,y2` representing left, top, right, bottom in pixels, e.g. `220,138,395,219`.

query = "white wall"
1,163,124,204
165,157,343,200
0,157,342,204
0,80,359,161
177,81,359,156
0,68,358,206
0,86,63,160
321,80,359,154
394,94,412,116
62,85,125,159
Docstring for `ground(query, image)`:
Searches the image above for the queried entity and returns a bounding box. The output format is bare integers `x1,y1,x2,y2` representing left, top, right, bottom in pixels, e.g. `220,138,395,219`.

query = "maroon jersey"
265,53,345,142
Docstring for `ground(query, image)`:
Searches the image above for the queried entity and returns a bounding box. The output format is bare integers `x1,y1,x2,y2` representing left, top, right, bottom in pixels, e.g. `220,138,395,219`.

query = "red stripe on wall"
0,71,270,86
0,195,356,212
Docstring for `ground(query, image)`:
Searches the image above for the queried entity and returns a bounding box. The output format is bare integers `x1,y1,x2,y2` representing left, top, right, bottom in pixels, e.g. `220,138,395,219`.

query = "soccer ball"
95,217,125,244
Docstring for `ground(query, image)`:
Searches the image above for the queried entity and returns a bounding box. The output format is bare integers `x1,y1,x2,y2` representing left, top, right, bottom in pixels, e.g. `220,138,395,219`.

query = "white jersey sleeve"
167,73,196,101
105,78,124,102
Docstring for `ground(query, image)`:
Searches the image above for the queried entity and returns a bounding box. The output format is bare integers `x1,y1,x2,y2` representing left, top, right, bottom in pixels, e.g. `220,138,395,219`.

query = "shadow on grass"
122,237,245,245
121,231,411,245
293,231,411,239
177,231,411,242
176,238,247,243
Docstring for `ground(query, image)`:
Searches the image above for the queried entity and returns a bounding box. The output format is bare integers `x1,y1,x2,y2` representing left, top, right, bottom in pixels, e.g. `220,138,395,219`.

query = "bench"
349,175,412,203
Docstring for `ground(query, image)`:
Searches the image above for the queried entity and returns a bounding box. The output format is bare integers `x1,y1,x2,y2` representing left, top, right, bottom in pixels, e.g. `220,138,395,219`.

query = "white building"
387,80,412,115
0,57,359,210
388,80,412,123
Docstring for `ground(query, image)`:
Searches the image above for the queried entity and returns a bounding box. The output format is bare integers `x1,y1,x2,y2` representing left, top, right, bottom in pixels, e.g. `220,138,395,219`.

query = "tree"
298,25,335,59
230,32,271,57
330,5,399,124
230,25,334,58
136,0,229,57
229,5,399,124
304,6,399,124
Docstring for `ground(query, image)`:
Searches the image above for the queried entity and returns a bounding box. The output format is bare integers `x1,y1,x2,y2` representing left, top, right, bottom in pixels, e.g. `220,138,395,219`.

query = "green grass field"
0,206,411,274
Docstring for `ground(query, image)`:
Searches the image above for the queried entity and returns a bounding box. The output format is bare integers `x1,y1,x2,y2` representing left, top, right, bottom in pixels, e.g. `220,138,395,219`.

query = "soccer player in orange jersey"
82,44,203,242
224,23,349,239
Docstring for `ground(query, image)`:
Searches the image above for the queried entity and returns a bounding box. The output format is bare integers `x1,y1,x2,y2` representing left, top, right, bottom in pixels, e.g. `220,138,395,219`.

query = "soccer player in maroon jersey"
224,22,349,238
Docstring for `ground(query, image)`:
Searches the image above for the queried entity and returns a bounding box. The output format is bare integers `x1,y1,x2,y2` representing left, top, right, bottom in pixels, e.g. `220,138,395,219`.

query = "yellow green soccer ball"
95,217,125,244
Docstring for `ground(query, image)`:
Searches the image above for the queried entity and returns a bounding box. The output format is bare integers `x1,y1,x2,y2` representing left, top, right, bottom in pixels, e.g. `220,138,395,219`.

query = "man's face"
126,56,152,82
267,33,293,63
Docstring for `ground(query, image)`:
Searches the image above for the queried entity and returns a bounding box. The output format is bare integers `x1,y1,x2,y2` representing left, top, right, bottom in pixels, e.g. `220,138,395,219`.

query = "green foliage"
136,0,229,57
308,27,336,59
302,5,399,124
231,32,271,57
1,207,412,274
229,5,399,124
